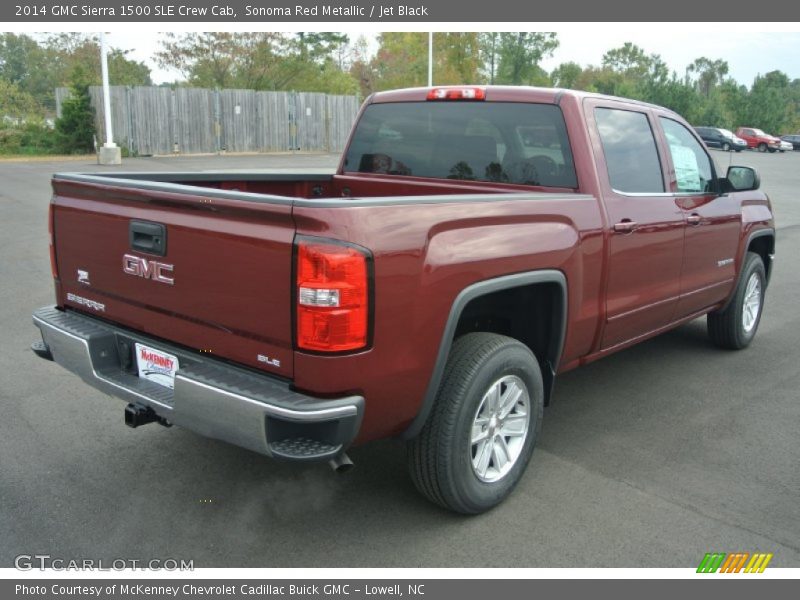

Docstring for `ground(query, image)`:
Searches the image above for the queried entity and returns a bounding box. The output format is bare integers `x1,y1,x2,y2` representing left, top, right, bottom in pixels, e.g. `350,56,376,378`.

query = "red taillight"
426,87,486,101
48,202,58,279
296,240,370,352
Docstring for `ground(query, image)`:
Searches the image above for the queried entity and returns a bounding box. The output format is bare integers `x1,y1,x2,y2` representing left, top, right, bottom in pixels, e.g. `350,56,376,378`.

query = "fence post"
214,89,221,154
126,86,134,155
324,95,331,153
170,88,178,154
289,91,297,153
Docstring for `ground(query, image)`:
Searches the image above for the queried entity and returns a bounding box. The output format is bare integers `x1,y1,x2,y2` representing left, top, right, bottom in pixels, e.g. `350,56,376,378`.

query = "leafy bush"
0,120,59,155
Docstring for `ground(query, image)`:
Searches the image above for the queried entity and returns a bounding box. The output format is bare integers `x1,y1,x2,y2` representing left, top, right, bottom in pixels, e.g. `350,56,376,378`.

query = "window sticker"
670,143,701,192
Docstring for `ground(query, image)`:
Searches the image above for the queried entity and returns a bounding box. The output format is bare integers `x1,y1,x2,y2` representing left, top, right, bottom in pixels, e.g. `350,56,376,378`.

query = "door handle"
687,213,702,226
613,220,637,233
130,220,167,256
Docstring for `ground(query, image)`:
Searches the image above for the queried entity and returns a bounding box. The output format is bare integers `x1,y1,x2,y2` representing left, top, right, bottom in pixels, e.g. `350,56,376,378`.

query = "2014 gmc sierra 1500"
32,86,775,513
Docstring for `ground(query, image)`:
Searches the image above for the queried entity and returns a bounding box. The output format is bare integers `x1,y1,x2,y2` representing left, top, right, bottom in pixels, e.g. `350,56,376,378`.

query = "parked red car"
735,127,782,152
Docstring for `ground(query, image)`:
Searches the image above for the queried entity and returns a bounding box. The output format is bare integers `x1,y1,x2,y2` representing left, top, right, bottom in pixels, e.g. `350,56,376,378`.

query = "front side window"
595,108,664,193
659,117,715,193
344,101,577,188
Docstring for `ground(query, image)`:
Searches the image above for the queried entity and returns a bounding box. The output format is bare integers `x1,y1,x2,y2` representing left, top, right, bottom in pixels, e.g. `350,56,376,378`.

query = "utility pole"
98,32,121,164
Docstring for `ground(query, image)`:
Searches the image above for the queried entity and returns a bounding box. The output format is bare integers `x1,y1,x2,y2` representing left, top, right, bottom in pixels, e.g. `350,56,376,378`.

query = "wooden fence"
55,86,361,156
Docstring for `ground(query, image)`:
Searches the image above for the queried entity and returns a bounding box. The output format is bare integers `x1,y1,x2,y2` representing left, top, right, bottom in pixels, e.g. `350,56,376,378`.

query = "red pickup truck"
735,127,782,153
33,86,775,513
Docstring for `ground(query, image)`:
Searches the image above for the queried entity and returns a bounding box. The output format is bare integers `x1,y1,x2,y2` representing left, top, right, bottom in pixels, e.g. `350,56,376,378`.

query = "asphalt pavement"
1,150,798,568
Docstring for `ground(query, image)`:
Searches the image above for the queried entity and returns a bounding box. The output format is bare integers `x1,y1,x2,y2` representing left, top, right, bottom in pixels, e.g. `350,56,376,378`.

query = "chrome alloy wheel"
742,272,762,333
469,375,530,483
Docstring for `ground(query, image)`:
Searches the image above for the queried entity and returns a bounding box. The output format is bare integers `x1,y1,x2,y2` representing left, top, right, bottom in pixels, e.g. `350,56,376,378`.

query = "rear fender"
401,270,567,440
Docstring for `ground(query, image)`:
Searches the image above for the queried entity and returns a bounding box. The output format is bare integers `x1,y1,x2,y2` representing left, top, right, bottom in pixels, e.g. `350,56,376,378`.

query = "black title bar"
5,0,800,22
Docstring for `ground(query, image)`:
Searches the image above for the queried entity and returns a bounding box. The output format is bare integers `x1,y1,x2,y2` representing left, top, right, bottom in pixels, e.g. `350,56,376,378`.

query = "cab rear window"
343,102,578,188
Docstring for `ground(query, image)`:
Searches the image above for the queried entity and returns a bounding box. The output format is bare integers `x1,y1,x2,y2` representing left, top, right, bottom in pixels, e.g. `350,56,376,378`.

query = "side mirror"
725,166,760,192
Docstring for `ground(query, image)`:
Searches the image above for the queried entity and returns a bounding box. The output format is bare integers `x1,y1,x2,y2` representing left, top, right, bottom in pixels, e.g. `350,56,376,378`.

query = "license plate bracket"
134,343,179,390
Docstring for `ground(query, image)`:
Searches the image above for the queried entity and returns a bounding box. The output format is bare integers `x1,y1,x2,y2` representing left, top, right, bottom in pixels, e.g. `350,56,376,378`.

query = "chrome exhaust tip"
328,453,354,473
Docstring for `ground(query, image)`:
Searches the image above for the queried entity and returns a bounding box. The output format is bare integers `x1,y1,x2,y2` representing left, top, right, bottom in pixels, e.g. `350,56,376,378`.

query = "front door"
657,117,741,317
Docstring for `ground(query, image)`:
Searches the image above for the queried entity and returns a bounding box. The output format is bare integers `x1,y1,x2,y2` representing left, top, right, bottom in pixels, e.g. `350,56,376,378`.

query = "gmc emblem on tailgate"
123,254,174,285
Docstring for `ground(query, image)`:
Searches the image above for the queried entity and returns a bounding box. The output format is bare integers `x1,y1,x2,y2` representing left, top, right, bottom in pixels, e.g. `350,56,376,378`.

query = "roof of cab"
368,85,675,114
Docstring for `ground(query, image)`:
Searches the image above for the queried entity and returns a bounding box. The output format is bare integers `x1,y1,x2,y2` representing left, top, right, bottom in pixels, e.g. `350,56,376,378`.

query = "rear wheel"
722,142,731,152
407,333,543,514
758,142,767,152
707,252,766,349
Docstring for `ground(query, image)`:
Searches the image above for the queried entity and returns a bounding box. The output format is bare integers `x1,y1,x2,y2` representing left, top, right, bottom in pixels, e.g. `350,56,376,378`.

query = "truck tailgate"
51,176,296,378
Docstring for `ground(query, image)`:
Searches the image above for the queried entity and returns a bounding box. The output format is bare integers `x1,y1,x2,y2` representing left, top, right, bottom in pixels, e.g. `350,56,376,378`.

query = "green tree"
370,32,480,89
1,33,151,113
436,33,481,85
157,32,356,93
278,33,356,93
1,33,60,109
494,33,558,85
687,57,729,98
370,33,429,90
550,62,583,88
739,71,792,133
295,32,349,62
54,66,96,154
573,65,625,96
0,79,42,118
157,32,240,88
0,34,49,89
786,79,800,132
349,35,377,97
45,34,152,87
479,33,500,84
602,42,652,79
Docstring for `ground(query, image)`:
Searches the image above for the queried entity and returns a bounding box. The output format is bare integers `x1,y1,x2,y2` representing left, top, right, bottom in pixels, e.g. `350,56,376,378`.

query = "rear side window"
344,102,577,188
595,108,664,193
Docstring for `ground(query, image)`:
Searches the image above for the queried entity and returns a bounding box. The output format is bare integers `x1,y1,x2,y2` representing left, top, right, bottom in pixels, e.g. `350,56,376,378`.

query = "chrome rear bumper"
32,306,363,461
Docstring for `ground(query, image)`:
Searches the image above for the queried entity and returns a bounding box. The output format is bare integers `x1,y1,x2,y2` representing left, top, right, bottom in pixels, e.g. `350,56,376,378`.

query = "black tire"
758,143,767,152
735,148,743,152
407,333,543,514
722,142,731,152
707,252,766,349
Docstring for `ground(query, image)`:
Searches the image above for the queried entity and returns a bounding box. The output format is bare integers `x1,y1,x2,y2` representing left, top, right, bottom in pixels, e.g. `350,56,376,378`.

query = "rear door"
586,101,685,349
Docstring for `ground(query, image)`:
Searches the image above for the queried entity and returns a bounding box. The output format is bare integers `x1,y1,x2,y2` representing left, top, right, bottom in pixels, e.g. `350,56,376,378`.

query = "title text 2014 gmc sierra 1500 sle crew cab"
32,86,775,513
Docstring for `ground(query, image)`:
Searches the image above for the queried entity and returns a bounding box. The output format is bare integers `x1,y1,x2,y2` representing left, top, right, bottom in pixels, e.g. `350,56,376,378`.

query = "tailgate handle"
129,221,167,256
